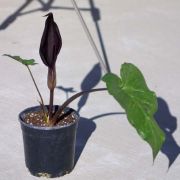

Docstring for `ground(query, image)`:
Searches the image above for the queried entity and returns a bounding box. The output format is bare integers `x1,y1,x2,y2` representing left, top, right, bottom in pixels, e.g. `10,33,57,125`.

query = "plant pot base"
28,169,72,178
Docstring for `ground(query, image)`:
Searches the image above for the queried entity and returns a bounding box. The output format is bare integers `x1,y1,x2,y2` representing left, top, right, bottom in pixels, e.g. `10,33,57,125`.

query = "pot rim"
19,105,79,131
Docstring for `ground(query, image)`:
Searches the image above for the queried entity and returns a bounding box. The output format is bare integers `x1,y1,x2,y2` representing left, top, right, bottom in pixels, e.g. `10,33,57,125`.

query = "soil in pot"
24,109,75,127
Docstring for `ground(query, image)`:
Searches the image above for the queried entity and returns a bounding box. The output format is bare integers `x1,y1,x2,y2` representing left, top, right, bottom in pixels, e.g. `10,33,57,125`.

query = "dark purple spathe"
39,12,62,68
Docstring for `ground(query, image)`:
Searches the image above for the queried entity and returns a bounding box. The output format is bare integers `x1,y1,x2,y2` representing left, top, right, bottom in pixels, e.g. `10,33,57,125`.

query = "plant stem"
51,88,107,125
47,67,56,119
49,89,54,118
26,65,46,115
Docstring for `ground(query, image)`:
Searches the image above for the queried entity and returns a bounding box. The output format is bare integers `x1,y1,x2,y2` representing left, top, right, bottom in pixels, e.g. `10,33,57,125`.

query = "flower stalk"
39,13,62,119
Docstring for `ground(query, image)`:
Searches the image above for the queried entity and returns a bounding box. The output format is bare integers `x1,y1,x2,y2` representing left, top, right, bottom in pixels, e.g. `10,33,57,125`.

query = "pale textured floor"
0,0,180,180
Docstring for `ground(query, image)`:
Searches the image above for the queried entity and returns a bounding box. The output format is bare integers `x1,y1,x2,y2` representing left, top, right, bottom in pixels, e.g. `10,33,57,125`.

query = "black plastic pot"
19,106,79,178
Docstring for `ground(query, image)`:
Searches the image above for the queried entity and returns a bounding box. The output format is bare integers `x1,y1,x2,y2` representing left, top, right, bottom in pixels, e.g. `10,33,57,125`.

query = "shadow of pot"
19,105,79,178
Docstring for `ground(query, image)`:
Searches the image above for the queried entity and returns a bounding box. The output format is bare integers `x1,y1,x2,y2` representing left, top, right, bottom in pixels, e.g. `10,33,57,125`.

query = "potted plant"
3,13,165,178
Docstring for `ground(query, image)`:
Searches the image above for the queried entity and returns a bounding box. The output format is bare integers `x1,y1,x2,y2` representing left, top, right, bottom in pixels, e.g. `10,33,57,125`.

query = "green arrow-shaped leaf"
3,54,37,66
102,63,165,160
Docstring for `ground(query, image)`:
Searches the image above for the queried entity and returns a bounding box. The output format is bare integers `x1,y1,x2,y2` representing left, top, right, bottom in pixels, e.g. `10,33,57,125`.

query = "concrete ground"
0,0,180,179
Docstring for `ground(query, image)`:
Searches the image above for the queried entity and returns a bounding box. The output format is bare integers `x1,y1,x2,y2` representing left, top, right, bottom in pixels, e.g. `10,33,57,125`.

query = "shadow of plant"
155,97,180,168
77,63,102,113
1,0,110,73
75,116,96,164
75,112,125,165
56,86,76,99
